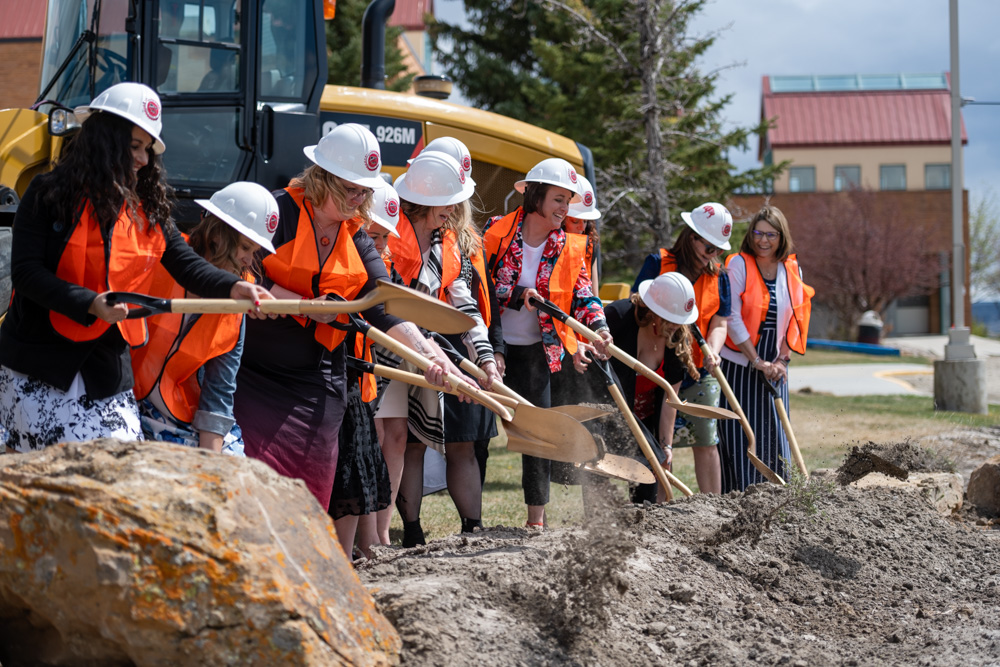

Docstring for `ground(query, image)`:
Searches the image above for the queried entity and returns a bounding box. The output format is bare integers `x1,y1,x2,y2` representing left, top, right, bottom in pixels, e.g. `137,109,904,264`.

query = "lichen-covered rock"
0,439,400,666
967,454,1000,516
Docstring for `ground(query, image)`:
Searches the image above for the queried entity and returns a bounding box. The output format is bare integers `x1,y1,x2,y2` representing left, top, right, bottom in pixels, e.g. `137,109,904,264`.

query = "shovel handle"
362,325,513,421
428,332,529,405
761,376,808,479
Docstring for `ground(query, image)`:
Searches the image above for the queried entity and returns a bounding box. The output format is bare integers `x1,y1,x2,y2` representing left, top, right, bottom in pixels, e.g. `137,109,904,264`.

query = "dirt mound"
834,440,953,486
359,479,1000,665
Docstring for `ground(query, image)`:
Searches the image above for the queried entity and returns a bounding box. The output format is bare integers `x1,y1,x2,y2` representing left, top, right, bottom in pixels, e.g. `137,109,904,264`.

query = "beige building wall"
772,145,952,192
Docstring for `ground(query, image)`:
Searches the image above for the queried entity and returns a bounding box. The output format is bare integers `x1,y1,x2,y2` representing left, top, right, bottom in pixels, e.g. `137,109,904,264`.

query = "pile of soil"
358,439,1000,665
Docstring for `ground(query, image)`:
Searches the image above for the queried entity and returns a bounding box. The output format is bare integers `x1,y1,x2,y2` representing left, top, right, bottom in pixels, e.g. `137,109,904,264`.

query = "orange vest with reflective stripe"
130,251,244,424
484,208,585,355
440,229,491,327
50,201,166,346
263,187,368,351
725,252,814,355
659,249,720,368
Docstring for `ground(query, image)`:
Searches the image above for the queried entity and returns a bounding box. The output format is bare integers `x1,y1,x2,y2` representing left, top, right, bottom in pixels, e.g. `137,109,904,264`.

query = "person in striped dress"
718,205,813,492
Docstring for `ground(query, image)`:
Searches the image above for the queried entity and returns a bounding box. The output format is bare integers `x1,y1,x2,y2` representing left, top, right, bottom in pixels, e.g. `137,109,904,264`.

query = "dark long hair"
188,214,250,276
41,111,173,235
669,227,720,279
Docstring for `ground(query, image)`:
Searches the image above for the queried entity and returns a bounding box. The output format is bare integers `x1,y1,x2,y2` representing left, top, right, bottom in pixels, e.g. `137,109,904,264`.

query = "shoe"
461,517,483,533
525,522,545,531
402,519,426,548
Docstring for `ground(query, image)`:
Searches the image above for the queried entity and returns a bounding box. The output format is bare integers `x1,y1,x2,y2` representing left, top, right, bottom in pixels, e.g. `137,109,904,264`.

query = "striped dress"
718,277,791,492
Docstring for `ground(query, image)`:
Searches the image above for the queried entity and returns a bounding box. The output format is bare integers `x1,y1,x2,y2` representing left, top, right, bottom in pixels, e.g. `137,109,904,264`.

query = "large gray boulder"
967,453,1000,516
0,439,400,666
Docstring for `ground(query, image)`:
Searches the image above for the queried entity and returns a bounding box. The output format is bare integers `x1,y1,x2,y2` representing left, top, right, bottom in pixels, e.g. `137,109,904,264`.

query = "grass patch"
795,349,932,367
389,394,996,544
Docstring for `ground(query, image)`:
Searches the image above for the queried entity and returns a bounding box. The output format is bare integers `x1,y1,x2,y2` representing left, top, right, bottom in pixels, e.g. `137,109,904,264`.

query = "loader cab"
34,0,326,221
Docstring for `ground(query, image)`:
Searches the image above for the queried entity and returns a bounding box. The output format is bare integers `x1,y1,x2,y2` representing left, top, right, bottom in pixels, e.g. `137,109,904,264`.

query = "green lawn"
795,349,932,366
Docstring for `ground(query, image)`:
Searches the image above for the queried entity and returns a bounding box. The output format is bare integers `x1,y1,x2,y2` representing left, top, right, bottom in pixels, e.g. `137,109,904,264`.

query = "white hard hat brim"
196,198,277,254
395,174,475,207
637,278,699,325
680,211,732,250
302,145,387,189
74,106,166,154
514,179,583,204
369,217,401,238
567,206,602,221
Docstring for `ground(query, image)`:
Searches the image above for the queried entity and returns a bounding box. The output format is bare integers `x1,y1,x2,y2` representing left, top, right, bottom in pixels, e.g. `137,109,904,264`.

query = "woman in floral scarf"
483,158,611,529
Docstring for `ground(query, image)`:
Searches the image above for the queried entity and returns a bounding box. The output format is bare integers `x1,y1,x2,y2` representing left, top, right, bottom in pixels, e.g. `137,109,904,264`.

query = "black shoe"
461,517,483,534
402,519,426,548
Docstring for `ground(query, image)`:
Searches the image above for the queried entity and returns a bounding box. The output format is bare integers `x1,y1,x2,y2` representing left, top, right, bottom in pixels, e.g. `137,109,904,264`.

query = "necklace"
307,202,339,247
757,260,777,280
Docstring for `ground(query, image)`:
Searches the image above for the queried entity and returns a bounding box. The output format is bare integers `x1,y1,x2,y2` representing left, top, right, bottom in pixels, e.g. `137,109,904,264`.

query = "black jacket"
0,174,240,400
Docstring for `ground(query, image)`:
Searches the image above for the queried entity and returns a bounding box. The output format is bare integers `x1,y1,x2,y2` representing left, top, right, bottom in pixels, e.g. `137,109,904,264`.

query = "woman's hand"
494,352,506,378
703,349,721,373
591,327,613,360
89,291,129,324
660,445,674,468
522,288,542,312
230,281,276,320
421,336,478,402
478,360,501,391
572,344,594,374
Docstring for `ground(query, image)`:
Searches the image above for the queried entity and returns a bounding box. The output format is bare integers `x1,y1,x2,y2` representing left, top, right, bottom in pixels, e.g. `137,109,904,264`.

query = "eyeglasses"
344,185,373,201
752,230,780,241
699,238,721,256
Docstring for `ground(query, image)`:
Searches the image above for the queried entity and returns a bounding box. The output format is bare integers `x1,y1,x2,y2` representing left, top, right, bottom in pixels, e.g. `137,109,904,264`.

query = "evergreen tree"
325,0,415,92
430,0,784,277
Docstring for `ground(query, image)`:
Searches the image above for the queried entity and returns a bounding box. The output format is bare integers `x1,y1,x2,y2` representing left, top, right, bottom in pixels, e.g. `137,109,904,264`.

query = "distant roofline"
766,73,949,94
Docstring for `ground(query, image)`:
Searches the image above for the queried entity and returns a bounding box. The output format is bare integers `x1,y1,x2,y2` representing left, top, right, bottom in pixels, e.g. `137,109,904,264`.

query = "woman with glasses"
631,203,733,496
233,124,465,510
718,205,813,492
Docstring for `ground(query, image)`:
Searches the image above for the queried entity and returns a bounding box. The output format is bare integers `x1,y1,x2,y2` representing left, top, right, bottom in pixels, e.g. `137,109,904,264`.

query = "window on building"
925,164,951,190
880,165,906,191
788,166,816,193
834,166,861,191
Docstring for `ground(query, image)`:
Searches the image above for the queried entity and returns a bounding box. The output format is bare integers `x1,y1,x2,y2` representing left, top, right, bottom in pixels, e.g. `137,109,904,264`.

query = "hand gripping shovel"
425,334,649,483
345,355,600,464
688,328,784,486
107,279,475,334
591,356,693,499
525,296,740,422
760,374,808,479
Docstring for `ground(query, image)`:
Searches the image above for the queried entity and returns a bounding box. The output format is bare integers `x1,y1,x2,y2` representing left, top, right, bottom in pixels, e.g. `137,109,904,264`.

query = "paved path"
791,363,932,397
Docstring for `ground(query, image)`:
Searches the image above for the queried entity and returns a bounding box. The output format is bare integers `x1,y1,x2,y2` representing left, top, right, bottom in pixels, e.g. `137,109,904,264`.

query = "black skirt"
328,378,391,520
441,332,497,443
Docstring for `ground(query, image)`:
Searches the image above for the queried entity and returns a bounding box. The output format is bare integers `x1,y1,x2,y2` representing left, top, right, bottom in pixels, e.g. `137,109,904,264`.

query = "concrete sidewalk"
883,334,1000,359
790,363,932,397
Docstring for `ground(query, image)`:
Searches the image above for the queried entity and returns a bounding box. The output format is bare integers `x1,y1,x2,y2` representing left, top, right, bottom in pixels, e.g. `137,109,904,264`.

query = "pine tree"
325,0,414,92
430,0,784,277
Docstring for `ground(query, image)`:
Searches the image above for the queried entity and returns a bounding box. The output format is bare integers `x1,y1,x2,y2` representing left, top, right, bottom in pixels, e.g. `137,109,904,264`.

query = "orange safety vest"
262,187,368,352
387,211,422,287
725,252,814,355
484,208,586,355
352,330,378,403
440,229,492,327
130,250,244,424
50,201,166,346
659,249,719,368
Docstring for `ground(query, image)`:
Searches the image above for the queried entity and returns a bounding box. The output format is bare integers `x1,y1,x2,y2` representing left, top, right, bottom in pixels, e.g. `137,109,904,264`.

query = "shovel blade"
548,404,612,423
375,281,475,334
582,454,655,484
666,400,739,421
503,407,600,464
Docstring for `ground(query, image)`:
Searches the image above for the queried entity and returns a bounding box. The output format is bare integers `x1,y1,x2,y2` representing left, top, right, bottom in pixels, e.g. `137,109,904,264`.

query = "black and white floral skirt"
0,366,142,453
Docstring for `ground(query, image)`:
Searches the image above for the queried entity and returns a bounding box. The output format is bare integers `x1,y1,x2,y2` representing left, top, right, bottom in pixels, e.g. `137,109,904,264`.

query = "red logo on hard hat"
702,205,715,218
458,169,466,184
365,151,380,172
462,155,472,172
385,198,399,217
568,168,578,184
685,298,695,313
144,99,160,122
265,212,279,234
721,223,732,236
583,191,594,207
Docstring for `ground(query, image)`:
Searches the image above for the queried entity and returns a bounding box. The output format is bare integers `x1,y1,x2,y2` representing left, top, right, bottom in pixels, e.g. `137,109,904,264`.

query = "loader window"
259,0,317,101
160,108,243,186
157,0,241,94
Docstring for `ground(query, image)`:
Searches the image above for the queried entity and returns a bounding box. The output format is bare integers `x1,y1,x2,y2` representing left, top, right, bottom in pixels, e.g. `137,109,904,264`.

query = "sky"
434,0,1000,204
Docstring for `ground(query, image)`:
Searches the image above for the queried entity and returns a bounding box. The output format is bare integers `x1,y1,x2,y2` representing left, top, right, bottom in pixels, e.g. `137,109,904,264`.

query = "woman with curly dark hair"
0,83,271,453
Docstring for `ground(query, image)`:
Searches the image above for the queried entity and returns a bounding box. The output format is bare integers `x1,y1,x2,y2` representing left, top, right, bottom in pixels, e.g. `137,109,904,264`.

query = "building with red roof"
0,0,46,110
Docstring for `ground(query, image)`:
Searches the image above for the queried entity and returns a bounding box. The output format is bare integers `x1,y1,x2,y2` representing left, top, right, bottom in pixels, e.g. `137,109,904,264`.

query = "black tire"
0,227,10,318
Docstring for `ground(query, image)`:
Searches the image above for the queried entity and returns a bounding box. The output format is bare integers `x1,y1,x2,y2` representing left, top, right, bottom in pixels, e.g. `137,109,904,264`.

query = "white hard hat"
369,183,401,237
567,175,601,221
74,82,166,154
514,157,582,203
637,272,699,325
681,202,733,250
395,151,475,207
195,182,279,254
303,123,386,189
410,137,476,187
